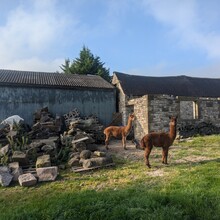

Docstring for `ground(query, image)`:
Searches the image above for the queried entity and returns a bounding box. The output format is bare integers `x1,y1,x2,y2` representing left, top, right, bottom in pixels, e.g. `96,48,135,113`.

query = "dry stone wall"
128,95,220,140
180,101,194,119
132,95,148,140
199,99,220,126
148,95,179,133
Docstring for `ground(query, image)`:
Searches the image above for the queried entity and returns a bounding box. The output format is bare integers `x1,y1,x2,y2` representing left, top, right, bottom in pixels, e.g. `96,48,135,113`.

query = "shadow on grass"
138,157,220,170
1,179,219,220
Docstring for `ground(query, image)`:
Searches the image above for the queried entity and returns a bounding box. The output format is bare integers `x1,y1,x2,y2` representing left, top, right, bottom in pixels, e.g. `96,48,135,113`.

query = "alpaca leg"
144,146,152,168
162,148,169,164
105,135,110,150
122,136,127,150
164,149,169,164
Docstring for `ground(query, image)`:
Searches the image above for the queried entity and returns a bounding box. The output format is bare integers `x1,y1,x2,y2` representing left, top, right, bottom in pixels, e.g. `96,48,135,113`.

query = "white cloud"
0,0,72,71
141,0,220,58
2,57,64,72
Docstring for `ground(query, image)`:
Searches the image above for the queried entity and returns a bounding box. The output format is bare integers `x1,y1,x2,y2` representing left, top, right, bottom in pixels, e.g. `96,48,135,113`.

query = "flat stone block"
36,166,58,182
18,173,37,187
36,155,51,168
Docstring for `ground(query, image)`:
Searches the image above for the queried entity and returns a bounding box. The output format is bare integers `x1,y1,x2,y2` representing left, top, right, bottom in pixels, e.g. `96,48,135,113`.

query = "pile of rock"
0,106,114,186
178,121,220,139
27,137,60,165
0,155,58,187
28,107,62,139
63,108,80,126
63,109,105,144
68,147,113,172
61,128,113,171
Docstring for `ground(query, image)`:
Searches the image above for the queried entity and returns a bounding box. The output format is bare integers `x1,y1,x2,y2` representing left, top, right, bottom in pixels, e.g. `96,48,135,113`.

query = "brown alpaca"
104,113,135,150
140,116,178,168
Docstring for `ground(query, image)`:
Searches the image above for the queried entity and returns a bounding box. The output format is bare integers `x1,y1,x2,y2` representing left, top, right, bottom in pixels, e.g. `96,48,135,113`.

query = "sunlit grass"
0,135,220,220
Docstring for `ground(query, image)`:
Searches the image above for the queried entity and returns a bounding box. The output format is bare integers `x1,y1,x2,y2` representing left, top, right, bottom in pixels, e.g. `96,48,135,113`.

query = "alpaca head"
129,113,136,121
169,116,178,126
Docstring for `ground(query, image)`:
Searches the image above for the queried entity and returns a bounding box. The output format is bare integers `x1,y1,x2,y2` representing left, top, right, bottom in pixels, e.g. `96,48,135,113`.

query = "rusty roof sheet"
0,69,114,90
113,72,220,98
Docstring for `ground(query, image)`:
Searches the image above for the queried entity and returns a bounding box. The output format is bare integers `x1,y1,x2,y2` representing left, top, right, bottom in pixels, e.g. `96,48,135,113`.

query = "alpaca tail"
140,137,146,149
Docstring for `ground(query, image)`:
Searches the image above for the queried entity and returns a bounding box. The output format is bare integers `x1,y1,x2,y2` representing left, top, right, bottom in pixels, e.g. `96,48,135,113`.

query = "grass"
0,135,220,220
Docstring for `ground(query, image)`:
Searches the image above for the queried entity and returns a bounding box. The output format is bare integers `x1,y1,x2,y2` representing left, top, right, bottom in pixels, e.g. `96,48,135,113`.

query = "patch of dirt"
98,140,144,161
97,140,212,166
147,169,165,177
174,156,212,164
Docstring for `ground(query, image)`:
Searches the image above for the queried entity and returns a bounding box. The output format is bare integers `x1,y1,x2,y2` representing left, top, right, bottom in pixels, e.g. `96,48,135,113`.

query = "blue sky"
0,0,220,78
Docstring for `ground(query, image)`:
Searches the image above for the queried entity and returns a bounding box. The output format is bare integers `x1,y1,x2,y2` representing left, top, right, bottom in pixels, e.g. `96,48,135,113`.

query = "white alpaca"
1,115,24,130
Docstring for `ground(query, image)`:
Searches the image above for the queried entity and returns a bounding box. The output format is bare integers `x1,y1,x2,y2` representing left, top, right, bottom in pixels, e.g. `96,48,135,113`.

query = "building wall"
119,94,179,140
148,95,179,132
117,85,128,125
112,74,134,126
199,99,220,125
114,82,133,126
0,86,116,126
126,95,220,140
180,101,194,119
179,98,220,127
132,95,148,140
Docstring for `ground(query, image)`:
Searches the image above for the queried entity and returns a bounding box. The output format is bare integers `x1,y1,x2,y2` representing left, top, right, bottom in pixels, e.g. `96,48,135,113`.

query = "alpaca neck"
125,118,133,133
169,123,177,141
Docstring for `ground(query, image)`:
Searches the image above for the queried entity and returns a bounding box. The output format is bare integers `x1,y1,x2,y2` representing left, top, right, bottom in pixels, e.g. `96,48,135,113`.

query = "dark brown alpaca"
140,116,178,168
104,113,135,150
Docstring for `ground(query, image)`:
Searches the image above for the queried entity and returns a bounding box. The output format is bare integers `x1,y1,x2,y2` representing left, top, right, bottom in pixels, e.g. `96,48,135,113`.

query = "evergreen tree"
60,46,111,82
60,58,71,74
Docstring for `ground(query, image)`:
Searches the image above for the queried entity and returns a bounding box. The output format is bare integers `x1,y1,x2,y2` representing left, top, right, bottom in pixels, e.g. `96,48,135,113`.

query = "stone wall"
116,85,128,126
130,95,220,140
127,95,179,140
180,101,194,119
113,75,135,126
148,95,179,133
199,99,220,126
178,97,220,128
132,95,148,140
117,89,134,126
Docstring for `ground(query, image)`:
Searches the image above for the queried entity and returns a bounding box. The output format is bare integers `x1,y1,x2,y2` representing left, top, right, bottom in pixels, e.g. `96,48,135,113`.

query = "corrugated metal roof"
113,72,220,98
0,69,114,89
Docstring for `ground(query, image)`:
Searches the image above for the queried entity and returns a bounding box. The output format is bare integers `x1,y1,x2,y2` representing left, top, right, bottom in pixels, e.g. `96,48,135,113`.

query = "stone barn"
0,69,116,126
112,71,220,140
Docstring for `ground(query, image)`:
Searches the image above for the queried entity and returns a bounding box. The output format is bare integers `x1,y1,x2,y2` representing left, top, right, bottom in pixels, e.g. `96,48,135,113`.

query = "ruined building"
112,72,220,140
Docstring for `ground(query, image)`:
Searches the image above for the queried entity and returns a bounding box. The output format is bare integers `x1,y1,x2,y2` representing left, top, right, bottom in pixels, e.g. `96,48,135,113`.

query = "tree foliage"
60,46,111,82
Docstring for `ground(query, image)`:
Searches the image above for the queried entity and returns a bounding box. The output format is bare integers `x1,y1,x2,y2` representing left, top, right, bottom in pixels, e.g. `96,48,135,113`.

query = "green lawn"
0,135,220,220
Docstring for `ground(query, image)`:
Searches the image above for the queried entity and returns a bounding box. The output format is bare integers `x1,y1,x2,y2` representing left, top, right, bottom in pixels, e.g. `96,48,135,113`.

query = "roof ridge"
114,71,220,80
113,71,220,97
0,69,114,89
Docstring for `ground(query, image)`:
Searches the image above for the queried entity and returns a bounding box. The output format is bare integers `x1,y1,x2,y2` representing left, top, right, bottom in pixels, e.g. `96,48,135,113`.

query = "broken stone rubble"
18,173,37,187
0,166,13,186
8,162,23,181
178,121,220,139
0,106,114,186
37,166,58,182
36,155,51,168
0,154,59,187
